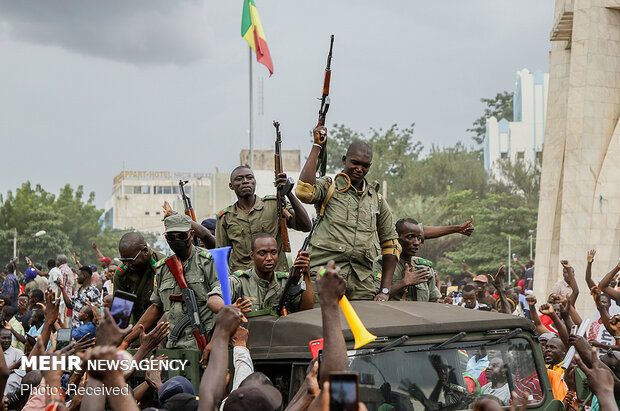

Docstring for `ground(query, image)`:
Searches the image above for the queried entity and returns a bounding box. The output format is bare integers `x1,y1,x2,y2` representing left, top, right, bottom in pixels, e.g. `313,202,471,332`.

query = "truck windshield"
348,337,543,411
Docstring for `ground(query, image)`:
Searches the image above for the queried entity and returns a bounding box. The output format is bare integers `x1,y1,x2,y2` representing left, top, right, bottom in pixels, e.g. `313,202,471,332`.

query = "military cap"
164,213,192,233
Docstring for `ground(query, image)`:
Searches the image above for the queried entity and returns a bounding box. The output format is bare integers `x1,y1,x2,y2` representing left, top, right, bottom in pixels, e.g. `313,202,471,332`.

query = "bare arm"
317,261,349,385
295,251,315,311
298,126,326,185
585,250,597,290
92,242,105,260
461,260,475,280
287,191,312,232
422,216,474,239
489,264,512,315
198,306,244,411
191,221,216,249
121,304,162,348
526,295,550,335
598,261,620,289
540,304,570,347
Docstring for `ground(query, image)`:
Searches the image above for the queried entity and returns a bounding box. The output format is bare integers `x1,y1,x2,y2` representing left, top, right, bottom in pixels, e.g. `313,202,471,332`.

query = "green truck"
245,301,573,410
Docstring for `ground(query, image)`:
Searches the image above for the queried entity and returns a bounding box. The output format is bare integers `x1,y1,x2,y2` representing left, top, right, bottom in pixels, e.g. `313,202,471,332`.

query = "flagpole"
248,47,254,169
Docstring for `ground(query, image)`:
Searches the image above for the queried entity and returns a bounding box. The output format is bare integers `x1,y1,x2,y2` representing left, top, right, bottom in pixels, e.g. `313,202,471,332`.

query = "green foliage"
432,190,537,278
0,182,155,268
407,143,488,198
468,91,514,145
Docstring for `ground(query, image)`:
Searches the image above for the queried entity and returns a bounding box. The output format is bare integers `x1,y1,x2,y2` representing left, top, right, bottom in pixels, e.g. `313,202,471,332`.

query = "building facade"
103,171,232,237
484,69,549,177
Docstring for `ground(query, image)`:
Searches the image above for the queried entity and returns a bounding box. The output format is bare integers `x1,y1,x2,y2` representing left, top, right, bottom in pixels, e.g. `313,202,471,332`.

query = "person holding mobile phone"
372,218,441,302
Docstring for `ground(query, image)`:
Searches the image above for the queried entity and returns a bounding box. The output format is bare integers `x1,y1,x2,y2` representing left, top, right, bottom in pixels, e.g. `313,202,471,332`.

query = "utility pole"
508,236,512,285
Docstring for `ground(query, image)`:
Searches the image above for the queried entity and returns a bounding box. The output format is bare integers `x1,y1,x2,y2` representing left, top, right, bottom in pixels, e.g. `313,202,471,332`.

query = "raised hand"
145,354,167,390
313,126,327,146
525,294,537,306
539,303,555,316
233,298,252,314
91,242,97,250
560,260,572,270
214,305,245,339
161,201,174,220
458,216,474,236
231,325,249,347
488,264,506,292
74,334,96,354
139,321,170,353
587,249,596,264
461,260,469,272
317,261,345,306
608,315,620,337
575,347,616,399
96,308,133,347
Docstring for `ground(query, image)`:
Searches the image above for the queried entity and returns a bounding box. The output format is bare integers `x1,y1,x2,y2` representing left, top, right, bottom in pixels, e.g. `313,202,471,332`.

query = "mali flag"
241,0,274,76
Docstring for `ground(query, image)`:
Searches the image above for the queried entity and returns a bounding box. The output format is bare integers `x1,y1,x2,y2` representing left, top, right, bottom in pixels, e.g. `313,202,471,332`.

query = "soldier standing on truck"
207,233,314,316
372,218,442,302
295,126,399,302
122,213,220,349
216,166,312,272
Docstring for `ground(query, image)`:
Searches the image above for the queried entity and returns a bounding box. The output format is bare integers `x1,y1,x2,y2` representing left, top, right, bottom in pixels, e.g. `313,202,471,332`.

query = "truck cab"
246,301,566,411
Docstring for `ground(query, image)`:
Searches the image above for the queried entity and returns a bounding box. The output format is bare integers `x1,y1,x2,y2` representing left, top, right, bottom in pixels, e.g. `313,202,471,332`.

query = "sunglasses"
165,231,191,241
119,246,148,263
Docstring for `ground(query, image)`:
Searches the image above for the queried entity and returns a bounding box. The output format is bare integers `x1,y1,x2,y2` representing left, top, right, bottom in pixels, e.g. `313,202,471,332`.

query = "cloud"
0,0,212,66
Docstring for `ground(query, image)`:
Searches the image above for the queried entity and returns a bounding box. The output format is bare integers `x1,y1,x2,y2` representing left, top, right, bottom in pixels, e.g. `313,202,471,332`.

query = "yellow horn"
339,296,377,349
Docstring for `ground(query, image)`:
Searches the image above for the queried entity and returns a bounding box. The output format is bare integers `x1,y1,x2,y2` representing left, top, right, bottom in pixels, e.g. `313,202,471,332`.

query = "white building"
484,69,549,177
103,170,233,237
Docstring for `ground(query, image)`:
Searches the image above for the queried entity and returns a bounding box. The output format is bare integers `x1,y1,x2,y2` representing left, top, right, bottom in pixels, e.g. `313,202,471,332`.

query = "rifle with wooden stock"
276,218,319,316
315,35,334,177
273,120,294,253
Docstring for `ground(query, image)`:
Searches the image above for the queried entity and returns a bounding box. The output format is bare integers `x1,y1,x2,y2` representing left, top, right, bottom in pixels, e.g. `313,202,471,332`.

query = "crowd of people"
0,127,617,410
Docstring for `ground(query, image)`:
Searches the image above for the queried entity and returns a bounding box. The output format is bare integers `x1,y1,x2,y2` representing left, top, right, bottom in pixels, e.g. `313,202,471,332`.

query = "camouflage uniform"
209,267,299,316
151,246,220,349
114,250,163,322
373,256,442,302
216,195,298,272
295,175,398,300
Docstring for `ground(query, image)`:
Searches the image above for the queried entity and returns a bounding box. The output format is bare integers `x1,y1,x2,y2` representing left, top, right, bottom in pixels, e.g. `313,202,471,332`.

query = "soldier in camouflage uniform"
208,233,314,316
373,218,442,302
115,232,163,322
123,213,220,349
216,166,312,272
296,128,399,301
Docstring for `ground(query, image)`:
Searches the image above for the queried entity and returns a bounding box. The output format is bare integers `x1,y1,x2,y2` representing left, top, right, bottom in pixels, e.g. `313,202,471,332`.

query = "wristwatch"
381,288,390,296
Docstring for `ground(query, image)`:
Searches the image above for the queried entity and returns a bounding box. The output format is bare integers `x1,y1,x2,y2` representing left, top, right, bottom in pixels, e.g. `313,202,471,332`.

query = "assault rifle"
179,179,199,246
273,121,294,253
276,218,319,316
315,35,334,177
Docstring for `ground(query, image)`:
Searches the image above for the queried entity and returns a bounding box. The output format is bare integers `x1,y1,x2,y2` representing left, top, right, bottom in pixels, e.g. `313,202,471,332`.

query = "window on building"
500,152,508,159
125,185,150,194
156,211,161,215
145,211,150,215
155,186,174,194
517,151,524,160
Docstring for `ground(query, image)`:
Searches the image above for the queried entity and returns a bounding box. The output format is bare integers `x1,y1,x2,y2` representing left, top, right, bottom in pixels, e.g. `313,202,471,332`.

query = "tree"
407,143,488,199
490,159,541,208
468,91,514,145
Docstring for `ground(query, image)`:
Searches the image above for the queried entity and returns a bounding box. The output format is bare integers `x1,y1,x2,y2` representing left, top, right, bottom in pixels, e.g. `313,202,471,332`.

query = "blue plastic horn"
209,246,232,305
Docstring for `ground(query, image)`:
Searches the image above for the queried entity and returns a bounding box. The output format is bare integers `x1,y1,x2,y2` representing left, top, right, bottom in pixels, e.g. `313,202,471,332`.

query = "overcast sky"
0,1,554,209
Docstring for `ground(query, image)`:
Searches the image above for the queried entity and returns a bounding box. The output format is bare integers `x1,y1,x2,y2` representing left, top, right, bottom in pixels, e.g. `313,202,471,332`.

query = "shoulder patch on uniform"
233,270,249,277
154,258,166,269
275,271,289,280
413,257,433,268
371,181,380,192
115,265,126,276
263,195,277,200
218,206,231,217
198,250,212,260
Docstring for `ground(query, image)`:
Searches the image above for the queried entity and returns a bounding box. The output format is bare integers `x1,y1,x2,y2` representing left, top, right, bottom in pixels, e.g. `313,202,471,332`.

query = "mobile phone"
440,284,448,297
329,372,359,411
57,328,72,350
111,291,137,329
570,325,578,335
309,338,324,359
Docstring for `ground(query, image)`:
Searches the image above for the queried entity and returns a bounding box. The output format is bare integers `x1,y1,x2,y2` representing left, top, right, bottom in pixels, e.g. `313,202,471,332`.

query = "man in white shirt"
1,328,25,396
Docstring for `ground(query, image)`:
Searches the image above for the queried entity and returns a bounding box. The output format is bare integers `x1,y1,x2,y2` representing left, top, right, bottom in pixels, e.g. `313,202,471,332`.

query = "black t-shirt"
15,311,32,331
